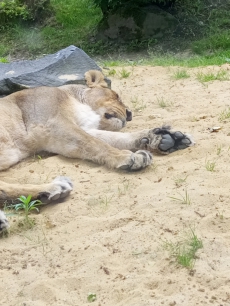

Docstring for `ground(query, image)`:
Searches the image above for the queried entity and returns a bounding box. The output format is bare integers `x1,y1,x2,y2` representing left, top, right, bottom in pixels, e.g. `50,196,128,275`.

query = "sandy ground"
1,65,230,306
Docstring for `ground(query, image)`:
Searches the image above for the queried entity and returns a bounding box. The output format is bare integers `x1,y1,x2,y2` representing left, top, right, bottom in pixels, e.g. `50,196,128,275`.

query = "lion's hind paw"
0,210,9,232
153,128,194,154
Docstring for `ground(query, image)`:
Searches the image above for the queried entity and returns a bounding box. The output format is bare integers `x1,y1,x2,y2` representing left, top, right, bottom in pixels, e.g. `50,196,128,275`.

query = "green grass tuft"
172,69,190,79
169,189,191,205
196,69,229,83
219,108,230,122
205,159,217,172
0,57,8,63
164,228,203,269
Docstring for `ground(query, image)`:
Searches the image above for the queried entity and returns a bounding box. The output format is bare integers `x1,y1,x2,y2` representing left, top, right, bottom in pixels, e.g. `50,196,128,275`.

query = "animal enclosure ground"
1,65,230,305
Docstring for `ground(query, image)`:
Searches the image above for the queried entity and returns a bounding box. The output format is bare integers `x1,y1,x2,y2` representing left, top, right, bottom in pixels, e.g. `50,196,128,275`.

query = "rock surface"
0,45,108,95
97,5,178,42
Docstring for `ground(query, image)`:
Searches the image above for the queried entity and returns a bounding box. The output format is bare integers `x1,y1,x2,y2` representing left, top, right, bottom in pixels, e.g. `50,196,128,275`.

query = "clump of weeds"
172,69,190,80
163,227,203,269
169,189,191,205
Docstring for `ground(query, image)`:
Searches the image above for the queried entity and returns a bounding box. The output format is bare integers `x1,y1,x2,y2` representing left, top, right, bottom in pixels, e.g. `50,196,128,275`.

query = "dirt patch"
1,65,230,305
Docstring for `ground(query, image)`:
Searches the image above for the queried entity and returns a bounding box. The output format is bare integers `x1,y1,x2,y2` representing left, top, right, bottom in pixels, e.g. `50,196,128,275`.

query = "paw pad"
155,129,193,153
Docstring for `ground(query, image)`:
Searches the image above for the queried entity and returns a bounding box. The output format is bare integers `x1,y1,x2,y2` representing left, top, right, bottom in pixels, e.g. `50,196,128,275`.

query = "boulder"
0,45,109,95
97,5,178,42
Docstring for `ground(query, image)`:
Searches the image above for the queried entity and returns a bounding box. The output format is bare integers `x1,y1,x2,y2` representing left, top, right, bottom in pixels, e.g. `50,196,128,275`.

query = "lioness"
0,70,194,230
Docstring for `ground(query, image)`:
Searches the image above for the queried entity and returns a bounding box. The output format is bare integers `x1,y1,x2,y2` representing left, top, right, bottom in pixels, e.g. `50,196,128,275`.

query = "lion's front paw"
0,210,9,231
118,150,153,171
141,127,194,154
38,176,73,202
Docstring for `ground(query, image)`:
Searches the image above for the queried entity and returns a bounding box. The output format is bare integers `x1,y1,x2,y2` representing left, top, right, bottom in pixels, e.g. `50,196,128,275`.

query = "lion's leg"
0,146,29,171
0,177,73,204
43,118,152,170
87,126,194,154
0,177,73,231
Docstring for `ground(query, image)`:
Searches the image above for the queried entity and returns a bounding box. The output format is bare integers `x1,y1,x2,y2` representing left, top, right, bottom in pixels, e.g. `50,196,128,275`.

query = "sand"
1,65,230,306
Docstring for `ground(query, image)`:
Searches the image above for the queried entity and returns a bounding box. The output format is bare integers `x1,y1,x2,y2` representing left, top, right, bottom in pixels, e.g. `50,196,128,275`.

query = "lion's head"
84,70,132,131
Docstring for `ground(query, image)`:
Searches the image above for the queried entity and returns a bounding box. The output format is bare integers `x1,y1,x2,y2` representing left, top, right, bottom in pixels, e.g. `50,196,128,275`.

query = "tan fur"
0,70,194,230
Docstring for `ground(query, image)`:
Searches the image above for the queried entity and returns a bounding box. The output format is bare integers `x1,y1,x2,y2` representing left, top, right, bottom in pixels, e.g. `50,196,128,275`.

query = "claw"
141,137,149,144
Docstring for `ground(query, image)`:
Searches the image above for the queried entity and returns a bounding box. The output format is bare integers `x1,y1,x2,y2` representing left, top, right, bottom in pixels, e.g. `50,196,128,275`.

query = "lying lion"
0,70,194,230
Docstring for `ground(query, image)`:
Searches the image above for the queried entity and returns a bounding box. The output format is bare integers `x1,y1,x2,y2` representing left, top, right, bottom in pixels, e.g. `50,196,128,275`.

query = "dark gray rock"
0,45,109,95
97,5,178,42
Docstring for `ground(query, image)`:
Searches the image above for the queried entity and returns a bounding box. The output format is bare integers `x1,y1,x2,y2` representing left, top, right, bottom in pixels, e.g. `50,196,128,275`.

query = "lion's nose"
126,109,132,121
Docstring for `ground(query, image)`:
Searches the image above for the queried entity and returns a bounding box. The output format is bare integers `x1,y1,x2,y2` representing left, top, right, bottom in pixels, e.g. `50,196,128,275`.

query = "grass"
117,180,130,197
205,159,217,172
87,194,113,214
1,0,230,67
216,145,223,156
192,30,230,56
44,0,102,53
130,96,146,113
219,108,230,122
0,57,8,63
172,69,190,80
216,210,225,220
107,68,116,76
155,97,173,109
100,53,230,69
0,0,102,57
169,189,191,205
150,162,158,172
87,293,97,303
174,175,188,188
196,69,229,83
164,227,203,269
190,116,199,122
118,68,131,78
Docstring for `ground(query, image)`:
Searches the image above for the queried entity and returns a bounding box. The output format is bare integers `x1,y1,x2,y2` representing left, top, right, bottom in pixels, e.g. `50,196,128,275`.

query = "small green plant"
174,175,188,187
172,69,190,80
87,293,97,302
88,194,113,213
219,108,230,121
216,210,224,220
205,159,216,172
190,116,199,122
130,96,146,112
107,68,116,76
34,154,42,162
9,195,42,224
216,145,223,156
119,68,130,78
118,180,130,196
155,97,173,109
99,195,112,209
196,69,229,82
150,162,158,172
169,189,191,205
0,57,8,63
164,227,203,269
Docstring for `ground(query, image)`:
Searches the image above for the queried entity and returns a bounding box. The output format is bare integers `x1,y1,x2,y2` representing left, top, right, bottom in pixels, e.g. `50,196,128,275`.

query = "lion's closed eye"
104,113,114,119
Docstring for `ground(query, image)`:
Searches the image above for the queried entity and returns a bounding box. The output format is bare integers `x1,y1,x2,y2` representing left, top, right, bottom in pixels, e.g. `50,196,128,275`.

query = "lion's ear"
85,70,108,88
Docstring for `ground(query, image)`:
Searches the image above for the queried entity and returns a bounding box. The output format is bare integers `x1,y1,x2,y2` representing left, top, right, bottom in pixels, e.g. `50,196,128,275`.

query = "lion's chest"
75,103,100,131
